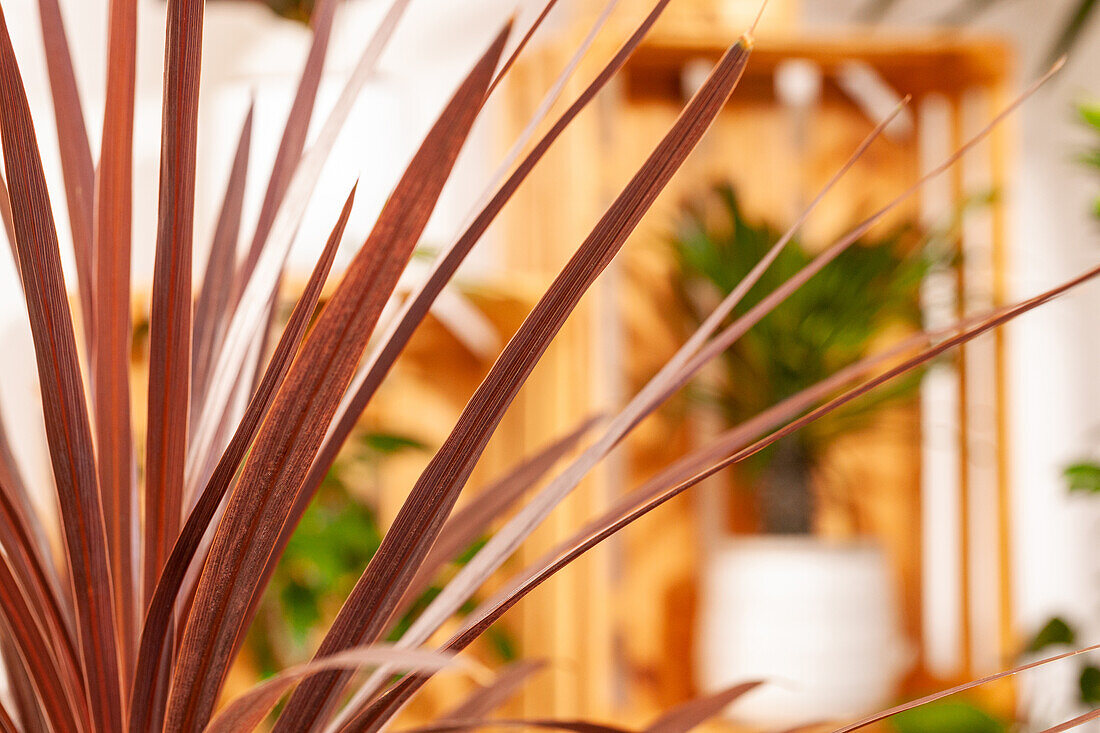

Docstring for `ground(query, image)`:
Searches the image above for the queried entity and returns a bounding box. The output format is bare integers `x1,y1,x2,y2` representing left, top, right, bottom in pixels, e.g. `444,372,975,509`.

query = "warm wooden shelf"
623,32,1011,99
499,17,1017,723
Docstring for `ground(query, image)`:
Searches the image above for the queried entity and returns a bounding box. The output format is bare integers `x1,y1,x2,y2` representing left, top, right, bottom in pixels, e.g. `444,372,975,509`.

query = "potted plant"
0,0,1084,727
673,182,933,726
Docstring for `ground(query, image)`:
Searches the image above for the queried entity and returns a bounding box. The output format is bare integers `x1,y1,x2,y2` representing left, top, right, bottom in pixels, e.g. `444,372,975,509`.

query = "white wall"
2,0,526,284
804,0,1100,722
0,0,523,508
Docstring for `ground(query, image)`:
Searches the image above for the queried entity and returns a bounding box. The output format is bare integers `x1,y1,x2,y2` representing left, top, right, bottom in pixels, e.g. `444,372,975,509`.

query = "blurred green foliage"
1081,665,1100,705
1040,113,1100,703
889,700,1007,733
247,430,419,676
277,471,384,643
1064,461,1100,493
670,183,933,468
247,429,517,678
1027,616,1077,653
1082,103,1100,219
1026,615,1100,710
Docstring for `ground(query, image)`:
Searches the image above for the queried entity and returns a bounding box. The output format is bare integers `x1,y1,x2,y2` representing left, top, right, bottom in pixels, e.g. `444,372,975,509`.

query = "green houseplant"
0,0,1094,731
673,184,936,724
672,182,931,534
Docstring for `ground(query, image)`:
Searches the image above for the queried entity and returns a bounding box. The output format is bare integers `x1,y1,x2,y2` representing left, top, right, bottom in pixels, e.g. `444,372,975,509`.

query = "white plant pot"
697,536,912,727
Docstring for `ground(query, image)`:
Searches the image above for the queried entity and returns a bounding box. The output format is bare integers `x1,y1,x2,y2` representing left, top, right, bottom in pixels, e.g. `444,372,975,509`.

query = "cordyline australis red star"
0,0,1092,730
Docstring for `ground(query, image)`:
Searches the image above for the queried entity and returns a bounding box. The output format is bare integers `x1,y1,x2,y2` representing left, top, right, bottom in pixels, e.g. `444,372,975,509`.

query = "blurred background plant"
889,699,1009,733
246,428,519,678
671,182,934,534
1025,615,1100,709
245,429,420,675
1083,101,1100,217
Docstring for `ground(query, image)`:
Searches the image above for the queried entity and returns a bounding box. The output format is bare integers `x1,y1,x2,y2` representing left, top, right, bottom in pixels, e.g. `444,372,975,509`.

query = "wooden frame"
500,18,1014,725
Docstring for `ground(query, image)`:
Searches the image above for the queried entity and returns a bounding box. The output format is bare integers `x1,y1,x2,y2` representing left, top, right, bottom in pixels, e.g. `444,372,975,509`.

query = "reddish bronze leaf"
299,0,676,546
129,184,357,733
0,555,84,732
144,0,205,604
295,35,753,733
440,660,547,722
347,262,1100,732
206,647,468,733
94,0,139,680
164,25,509,731
645,682,761,732
0,488,84,718
0,6,123,728
35,0,95,347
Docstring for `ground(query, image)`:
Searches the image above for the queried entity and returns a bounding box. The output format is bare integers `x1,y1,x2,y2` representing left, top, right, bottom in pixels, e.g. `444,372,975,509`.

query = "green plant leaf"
1065,463,1100,493
485,626,518,663
889,700,1006,733
671,182,933,458
1028,617,1077,653
360,432,428,455
1080,665,1100,705
1080,104,1100,131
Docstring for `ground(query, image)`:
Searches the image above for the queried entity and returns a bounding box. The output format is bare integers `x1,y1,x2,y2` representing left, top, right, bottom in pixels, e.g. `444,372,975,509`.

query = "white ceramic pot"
697,536,912,727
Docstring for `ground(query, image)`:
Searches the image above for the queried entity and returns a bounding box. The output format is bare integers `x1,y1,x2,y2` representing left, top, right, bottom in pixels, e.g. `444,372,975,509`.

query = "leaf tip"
750,0,769,35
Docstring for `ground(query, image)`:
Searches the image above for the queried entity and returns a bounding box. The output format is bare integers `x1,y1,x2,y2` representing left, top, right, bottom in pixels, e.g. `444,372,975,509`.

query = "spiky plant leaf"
94,0,139,678
0,2,1095,732
205,646,472,733
0,6,123,728
164,24,510,731
129,184,357,732
35,0,95,346
232,0,338,298
144,0,204,604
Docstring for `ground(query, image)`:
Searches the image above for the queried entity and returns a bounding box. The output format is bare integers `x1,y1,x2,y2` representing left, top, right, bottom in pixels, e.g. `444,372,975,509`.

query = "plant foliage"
0,0,1093,731
1083,102,1100,218
672,183,930,459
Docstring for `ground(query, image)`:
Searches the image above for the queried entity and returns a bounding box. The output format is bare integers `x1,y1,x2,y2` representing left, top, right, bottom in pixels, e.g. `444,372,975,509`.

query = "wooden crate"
499,9,1014,726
